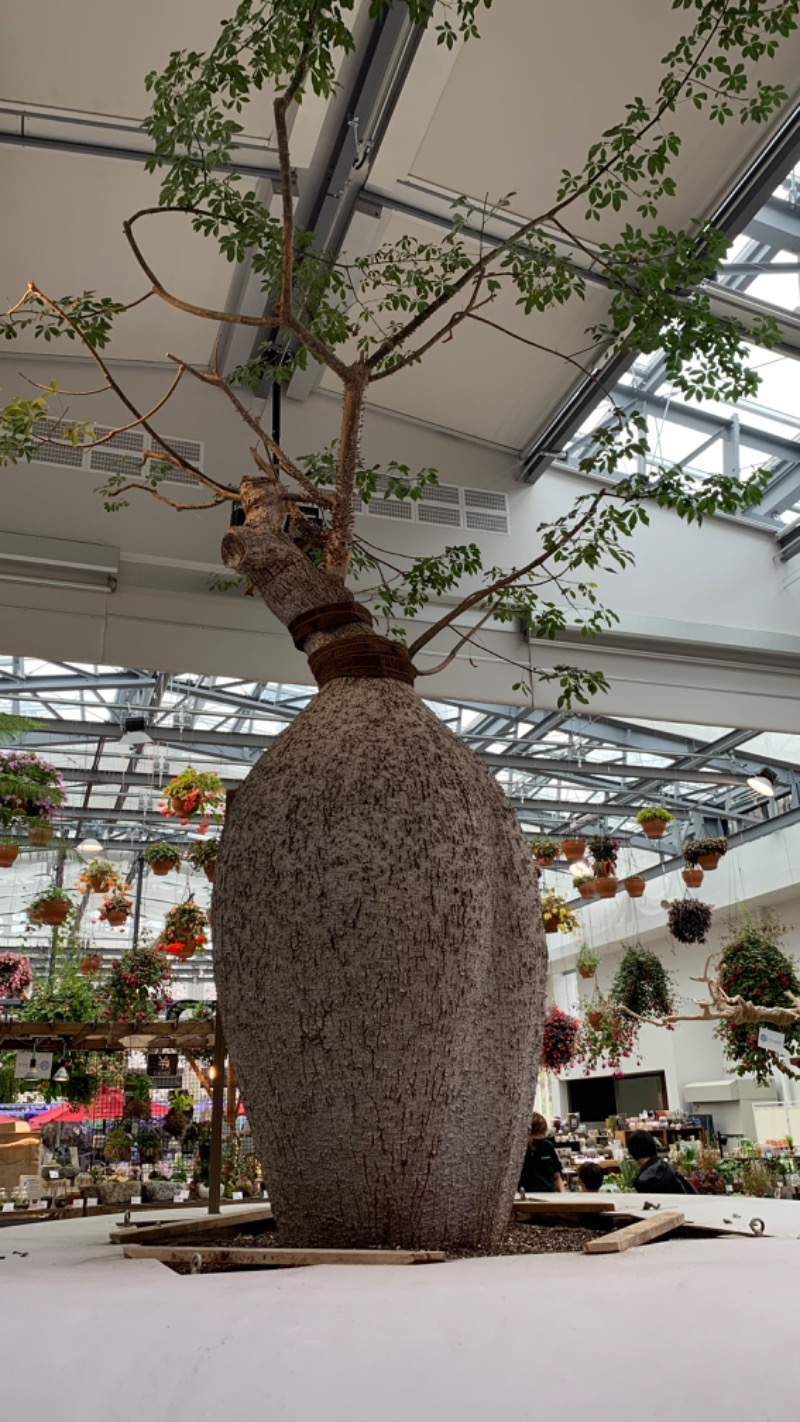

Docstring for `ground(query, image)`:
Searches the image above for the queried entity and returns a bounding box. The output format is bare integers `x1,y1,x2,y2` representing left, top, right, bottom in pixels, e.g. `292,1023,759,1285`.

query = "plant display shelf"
614,1125,708,1146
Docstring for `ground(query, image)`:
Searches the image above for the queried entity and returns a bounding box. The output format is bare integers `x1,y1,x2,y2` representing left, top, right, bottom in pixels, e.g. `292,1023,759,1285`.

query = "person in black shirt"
628,1130,697,1195
518,1112,566,1194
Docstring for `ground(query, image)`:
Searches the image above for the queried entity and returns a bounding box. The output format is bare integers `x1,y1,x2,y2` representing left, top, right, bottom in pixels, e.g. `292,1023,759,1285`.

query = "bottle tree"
0,0,795,1248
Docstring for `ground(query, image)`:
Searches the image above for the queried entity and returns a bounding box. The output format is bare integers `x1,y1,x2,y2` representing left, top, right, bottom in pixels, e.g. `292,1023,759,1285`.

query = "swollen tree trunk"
212,478,547,1249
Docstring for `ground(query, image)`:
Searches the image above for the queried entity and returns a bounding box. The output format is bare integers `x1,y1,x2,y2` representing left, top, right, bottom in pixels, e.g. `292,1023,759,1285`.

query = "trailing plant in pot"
577,943,600,979
530,837,560,866
683,836,728,871
100,888,133,926
667,898,713,945
0,1,791,1248
0,951,32,999
540,888,580,936
143,842,182,876
610,942,675,1020
715,917,800,1086
78,859,121,895
187,837,220,882
635,806,673,840
0,749,65,843
160,767,225,826
577,1005,639,1076
587,836,620,876
27,886,74,927
99,945,171,1023
540,1005,581,1075
157,900,208,960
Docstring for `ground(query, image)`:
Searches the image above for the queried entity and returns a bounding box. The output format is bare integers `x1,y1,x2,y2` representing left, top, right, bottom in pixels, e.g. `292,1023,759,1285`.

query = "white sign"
232,1191,243,1201
758,1026,786,1052
87,1197,98,1208
2,1203,13,1213
72,1200,83,1210
131,1196,142,1206
14,1050,54,1082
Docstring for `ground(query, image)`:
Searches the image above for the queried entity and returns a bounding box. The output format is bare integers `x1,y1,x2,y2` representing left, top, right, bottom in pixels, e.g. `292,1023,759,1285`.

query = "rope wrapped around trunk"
308,635,417,688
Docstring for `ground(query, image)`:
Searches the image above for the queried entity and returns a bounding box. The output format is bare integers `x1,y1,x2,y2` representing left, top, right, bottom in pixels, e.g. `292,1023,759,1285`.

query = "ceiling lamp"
747,767,778,798
570,860,591,877
77,837,104,858
52,1065,69,1084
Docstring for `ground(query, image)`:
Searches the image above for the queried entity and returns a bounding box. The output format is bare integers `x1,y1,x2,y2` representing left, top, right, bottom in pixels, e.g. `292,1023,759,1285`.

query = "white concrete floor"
1,1208,798,1421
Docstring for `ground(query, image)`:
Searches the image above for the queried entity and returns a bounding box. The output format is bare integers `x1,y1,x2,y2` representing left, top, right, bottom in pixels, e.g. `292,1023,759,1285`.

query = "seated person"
628,1130,697,1194
518,1112,566,1194
577,1160,605,1192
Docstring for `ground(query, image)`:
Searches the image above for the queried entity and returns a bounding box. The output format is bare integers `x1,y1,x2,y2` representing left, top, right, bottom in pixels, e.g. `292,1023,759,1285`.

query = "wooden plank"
109,1204,273,1245
123,1244,446,1267
584,1211,684,1254
514,1197,615,1217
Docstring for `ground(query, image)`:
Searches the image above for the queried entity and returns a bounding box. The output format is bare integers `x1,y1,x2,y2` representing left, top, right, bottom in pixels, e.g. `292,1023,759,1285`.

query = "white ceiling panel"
0,148,239,363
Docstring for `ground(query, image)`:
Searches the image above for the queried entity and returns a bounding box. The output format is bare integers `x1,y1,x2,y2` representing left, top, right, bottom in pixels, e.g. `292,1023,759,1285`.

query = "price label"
87,1197,98,1208
72,1200,84,1209
131,1196,142,1206
48,1170,59,1179
2,1203,14,1213
758,1026,786,1052
232,1191,243,1201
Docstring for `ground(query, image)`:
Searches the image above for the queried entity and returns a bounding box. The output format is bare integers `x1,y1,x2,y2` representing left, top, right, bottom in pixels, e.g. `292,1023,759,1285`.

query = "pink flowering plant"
0,951,32,997
99,945,172,1023
0,749,65,834
540,1005,581,1074
576,1004,640,1077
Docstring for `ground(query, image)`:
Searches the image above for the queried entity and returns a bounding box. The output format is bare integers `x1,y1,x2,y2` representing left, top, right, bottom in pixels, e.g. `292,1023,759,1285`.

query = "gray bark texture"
213,676,547,1250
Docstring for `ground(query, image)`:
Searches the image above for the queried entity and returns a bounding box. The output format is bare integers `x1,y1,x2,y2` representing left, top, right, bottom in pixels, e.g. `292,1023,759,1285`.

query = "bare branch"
414,602,499,677
102,481,227,513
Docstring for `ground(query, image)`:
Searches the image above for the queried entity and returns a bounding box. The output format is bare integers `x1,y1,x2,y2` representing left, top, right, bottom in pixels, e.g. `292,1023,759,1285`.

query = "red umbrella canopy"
33,1092,169,1124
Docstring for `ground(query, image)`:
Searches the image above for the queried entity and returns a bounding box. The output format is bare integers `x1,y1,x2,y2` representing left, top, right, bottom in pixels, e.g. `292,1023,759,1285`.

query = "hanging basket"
595,875,618,899
34,901,70,927
86,873,112,894
639,818,667,840
150,859,175,877
682,867,703,888
560,837,586,863
0,845,19,868
577,882,596,900
28,824,53,847
169,793,196,818
586,1009,604,1030
105,908,128,927
80,954,102,976
624,876,646,899
543,915,560,935
203,863,216,883
577,963,596,979
697,852,721,871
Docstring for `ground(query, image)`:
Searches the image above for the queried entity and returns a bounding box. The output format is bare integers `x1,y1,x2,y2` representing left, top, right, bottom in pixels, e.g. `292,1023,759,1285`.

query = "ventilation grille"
30,421,204,486
354,482,508,534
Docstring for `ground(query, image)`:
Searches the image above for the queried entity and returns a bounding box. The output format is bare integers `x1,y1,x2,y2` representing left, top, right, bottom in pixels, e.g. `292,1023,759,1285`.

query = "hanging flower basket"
0,750,65,840
575,876,596,900
609,941,675,1020
80,953,102,977
0,843,19,868
100,888,133,926
0,951,32,998
160,768,225,824
624,876,645,899
531,837,560,866
595,874,618,899
682,866,703,889
28,887,73,927
587,836,620,875
156,900,209,959
586,1008,604,1030
79,859,122,895
667,898,713,944
187,837,220,882
540,1005,580,1074
716,918,800,1086
683,837,727,872
539,887,579,936
577,944,600,979
28,824,54,847
635,807,674,840
560,836,586,863
143,842,182,876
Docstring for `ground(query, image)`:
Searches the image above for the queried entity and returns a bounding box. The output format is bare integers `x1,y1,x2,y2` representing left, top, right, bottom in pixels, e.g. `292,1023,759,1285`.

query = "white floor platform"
2,1207,798,1421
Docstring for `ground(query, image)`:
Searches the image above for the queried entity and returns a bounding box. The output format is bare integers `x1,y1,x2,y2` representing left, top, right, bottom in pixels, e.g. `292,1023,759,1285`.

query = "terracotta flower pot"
170,794,196,817
87,874,112,894
0,845,19,868
36,901,70,926
543,915,560,935
697,852,720,871
587,1010,603,1030
105,908,128,926
560,837,586,863
203,862,216,883
150,859,175,876
595,875,618,899
577,882,596,900
624,876,645,898
682,866,704,888
28,824,53,847
177,943,196,961
577,964,596,979
640,818,667,840
80,954,102,976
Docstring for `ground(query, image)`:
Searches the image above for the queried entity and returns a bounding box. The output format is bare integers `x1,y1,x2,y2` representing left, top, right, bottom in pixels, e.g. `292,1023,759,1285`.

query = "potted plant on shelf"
683,836,728,871
27,886,74,927
577,943,600,979
100,888,134,927
635,806,674,840
143,841,182,877
540,1005,581,1074
540,887,580,936
530,837,560,866
0,951,32,999
588,835,620,896
156,900,208,961
160,768,225,826
667,898,713,944
187,837,220,882
78,859,121,895
574,874,596,900
560,835,586,863
624,875,646,899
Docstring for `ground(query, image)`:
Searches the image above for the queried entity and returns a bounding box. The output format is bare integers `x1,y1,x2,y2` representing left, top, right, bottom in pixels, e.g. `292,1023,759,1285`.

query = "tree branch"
101,481,227,513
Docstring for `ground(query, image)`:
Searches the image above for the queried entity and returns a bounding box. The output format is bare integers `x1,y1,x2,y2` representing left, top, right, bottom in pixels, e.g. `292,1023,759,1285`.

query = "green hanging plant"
716,916,800,1086
610,942,676,1019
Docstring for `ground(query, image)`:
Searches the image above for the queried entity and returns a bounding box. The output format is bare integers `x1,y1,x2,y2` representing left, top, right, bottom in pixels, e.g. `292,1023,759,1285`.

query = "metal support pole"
131,854,145,948
207,1012,226,1215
